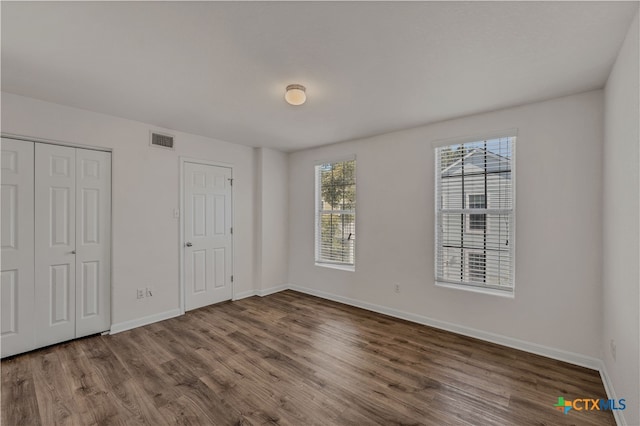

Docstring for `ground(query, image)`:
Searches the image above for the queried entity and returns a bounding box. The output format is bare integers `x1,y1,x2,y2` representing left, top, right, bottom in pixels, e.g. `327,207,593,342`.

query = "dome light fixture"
285,84,306,106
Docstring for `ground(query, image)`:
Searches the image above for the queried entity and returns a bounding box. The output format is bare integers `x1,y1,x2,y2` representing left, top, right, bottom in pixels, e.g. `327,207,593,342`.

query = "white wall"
1,92,258,326
254,147,289,294
289,90,604,361
603,11,639,426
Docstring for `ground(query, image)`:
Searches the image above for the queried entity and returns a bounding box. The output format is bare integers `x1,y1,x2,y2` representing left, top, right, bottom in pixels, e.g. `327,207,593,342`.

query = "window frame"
433,132,516,297
314,157,356,271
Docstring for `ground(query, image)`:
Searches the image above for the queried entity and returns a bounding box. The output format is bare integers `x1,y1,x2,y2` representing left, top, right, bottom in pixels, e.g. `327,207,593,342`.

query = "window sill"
315,262,355,272
435,281,514,298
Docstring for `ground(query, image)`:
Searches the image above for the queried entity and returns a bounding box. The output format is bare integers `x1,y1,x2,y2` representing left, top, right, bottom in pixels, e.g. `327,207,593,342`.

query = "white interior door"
184,162,233,311
75,149,111,337
34,143,77,347
1,139,35,357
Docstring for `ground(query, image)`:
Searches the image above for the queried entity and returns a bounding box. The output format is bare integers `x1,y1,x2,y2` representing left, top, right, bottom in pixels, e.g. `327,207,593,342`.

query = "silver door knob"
185,242,193,247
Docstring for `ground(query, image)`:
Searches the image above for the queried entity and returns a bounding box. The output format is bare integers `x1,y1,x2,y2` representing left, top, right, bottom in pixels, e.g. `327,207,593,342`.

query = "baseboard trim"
233,290,257,301
288,284,601,371
109,308,182,334
258,284,289,297
599,361,626,426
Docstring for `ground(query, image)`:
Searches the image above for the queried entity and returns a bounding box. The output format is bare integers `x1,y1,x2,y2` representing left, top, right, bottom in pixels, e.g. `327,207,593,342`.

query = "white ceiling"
1,2,637,152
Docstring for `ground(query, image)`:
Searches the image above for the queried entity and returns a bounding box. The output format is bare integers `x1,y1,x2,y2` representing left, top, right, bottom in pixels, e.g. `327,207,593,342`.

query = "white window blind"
435,137,515,292
315,159,356,266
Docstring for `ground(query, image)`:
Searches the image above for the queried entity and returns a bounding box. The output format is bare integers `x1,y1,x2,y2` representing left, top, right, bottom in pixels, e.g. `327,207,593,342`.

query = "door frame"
179,157,234,315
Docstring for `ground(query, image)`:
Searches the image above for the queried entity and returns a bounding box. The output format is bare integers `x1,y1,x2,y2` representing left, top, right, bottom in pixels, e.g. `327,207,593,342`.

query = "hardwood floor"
2,290,614,425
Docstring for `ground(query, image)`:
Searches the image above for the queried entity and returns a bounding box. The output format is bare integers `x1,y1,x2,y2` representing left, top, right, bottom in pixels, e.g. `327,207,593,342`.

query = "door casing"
179,157,234,314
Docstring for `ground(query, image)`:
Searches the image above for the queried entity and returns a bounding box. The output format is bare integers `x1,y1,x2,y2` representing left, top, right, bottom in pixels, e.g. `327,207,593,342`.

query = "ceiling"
1,2,637,152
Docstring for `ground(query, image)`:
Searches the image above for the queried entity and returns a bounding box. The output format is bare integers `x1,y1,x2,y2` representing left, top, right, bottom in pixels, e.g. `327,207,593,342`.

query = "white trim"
430,128,519,148
232,284,291,301
598,361,626,426
1,132,112,152
288,284,600,370
436,280,514,298
233,290,257,301
109,308,181,334
180,156,234,169
315,262,355,272
257,284,289,297
179,157,235,314
179,159,185,314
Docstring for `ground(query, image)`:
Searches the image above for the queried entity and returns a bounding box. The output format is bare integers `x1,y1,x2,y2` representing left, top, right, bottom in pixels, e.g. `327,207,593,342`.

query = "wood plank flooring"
2,290,615,425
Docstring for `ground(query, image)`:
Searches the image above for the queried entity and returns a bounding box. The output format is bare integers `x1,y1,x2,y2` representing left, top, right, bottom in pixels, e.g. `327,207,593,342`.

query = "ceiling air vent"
150,131,175,150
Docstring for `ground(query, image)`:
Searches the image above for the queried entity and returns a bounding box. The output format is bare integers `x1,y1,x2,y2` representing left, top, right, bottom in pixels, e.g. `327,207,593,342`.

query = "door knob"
185,242,193,247
71,250,76,255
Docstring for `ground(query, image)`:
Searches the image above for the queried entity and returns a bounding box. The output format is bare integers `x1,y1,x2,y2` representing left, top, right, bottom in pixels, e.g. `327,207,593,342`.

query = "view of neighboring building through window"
467,252,487,282
315,159,356,267
468,194,486,231
435,136,515,292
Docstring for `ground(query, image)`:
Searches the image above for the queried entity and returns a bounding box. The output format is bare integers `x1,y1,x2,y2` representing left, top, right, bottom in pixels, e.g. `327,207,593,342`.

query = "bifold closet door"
75,148,111,338
34,144,112,347
1,141,111,357
1,139,35,357
35,143,77,347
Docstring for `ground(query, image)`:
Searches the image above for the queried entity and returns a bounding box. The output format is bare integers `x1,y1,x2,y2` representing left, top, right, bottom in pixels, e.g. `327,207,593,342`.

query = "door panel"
213,248,225,288
0,139,35,357
75,149,111,337
50,264,71,323
35,143,76,347
184,162,232,310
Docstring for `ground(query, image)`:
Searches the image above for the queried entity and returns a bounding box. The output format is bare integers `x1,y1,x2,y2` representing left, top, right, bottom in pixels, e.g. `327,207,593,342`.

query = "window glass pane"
316,159,356,266
319,213,355,264
435,137,514,290
468,253,486,282
469,213,486,230
319,161,356,209
469,194,486,208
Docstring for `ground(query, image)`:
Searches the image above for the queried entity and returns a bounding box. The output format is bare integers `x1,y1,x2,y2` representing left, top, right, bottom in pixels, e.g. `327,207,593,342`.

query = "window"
435,136,515,293
315,159,356,268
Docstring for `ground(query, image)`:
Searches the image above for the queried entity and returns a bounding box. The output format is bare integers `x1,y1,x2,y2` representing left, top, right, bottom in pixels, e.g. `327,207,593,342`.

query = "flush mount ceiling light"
285,84,306,106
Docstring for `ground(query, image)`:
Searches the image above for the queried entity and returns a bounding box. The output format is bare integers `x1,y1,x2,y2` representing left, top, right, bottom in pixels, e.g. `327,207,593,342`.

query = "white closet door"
1,139,35,357
34,143,77,347
75,149,111,337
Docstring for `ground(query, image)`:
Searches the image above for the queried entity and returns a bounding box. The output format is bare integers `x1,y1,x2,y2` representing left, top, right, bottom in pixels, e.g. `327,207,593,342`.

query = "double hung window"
435,136,515,293
315,159,356,268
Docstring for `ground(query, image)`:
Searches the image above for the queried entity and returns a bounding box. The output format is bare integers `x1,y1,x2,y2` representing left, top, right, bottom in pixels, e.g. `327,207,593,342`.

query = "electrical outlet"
136,289,144,299
145,287,153,298
394,283,400,294
610,339,616,361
